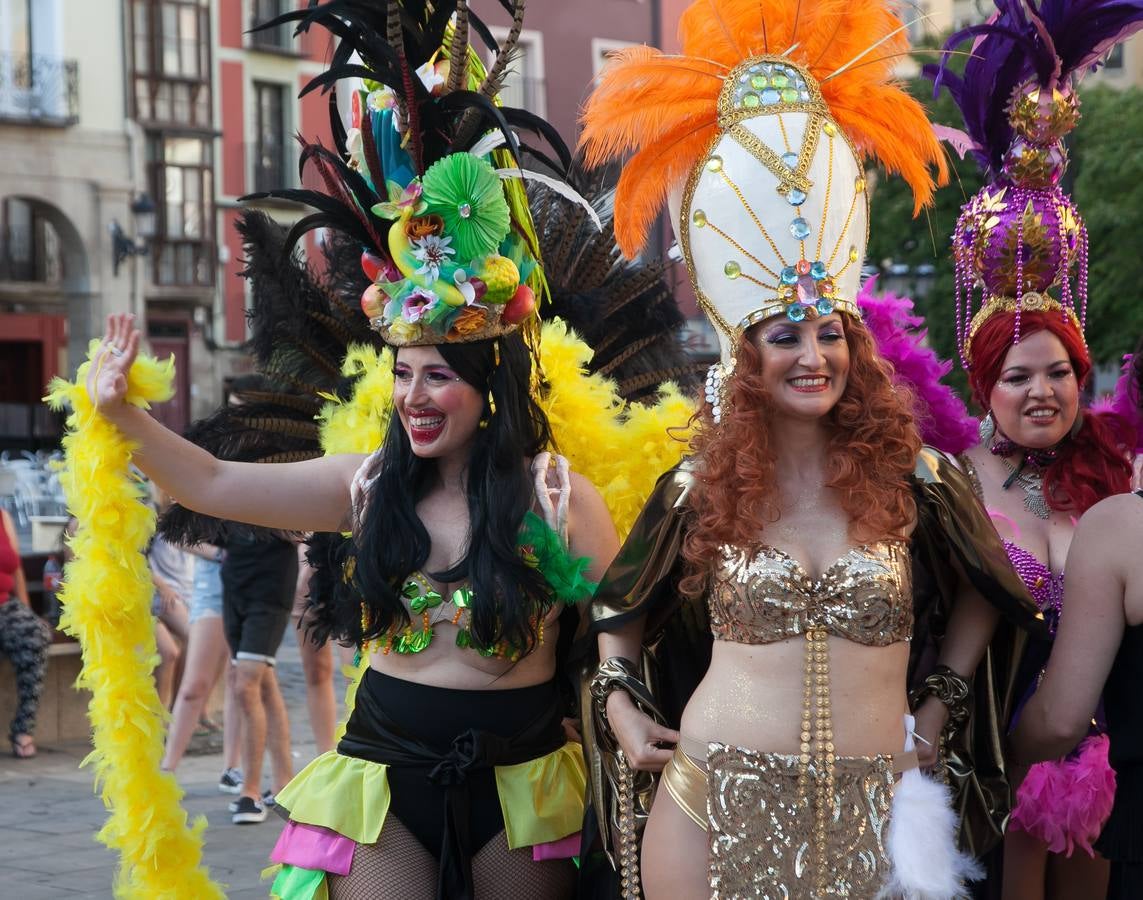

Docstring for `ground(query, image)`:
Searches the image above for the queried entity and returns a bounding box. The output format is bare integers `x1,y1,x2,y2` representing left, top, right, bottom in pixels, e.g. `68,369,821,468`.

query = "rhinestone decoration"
707,156,723,172
816,298,834,315
730,61,812,112
790,218,812,240
854,177,866,194
780,266,798,285
693,209,708,228
457,203,472,219
787,304,807,322
823,122,837,136
724,261,742,279
787,188,807,206
781,151,799,169
796,259,812,276
810,261,827,280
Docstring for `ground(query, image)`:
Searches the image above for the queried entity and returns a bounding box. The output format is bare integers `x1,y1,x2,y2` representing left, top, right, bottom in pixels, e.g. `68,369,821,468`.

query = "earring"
704,364,723,424
978,411,996,446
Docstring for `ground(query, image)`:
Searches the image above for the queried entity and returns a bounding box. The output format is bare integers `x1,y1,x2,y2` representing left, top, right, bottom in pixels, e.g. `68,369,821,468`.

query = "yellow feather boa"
45,342,225,899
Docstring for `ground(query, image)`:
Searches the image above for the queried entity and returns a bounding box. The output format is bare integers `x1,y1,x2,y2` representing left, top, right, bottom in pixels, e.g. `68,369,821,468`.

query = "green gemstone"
742,92,760,109
707,156,723,172
781,87,798,103
772,73,789,89
751,74,768,90
724,261,742,279
692,209,708,228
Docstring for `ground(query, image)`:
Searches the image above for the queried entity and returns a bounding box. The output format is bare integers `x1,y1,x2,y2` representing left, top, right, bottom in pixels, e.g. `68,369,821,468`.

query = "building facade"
0,0,135,450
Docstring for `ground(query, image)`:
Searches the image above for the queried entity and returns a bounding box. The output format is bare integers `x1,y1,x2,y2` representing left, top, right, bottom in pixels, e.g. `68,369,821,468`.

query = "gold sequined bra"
707,541,913,646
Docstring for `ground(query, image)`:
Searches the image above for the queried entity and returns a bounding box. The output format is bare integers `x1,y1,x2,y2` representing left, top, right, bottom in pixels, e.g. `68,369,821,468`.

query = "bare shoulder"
1071,493,1143,577
1079,493,1143,535
567,470,610,518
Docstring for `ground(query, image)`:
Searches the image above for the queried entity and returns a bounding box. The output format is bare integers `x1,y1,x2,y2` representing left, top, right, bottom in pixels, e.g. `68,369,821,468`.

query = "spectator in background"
161,540,244,795
149,487,192,709
292,544,336,755
0,508,51,758
221,529,296,824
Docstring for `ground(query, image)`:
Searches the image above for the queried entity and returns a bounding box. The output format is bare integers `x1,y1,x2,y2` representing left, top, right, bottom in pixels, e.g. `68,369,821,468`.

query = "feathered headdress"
246,0,581,347
929,0,1143,364
580,0,948,371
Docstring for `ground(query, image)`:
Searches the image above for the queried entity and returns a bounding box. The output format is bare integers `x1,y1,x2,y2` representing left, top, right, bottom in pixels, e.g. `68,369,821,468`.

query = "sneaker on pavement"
229,790,275,814
218,768,243,795
231,796,267,825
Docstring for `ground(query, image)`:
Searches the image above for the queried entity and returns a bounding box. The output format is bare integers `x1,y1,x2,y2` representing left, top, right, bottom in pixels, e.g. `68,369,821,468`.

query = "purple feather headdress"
926,0,1143,365
856,281,979,455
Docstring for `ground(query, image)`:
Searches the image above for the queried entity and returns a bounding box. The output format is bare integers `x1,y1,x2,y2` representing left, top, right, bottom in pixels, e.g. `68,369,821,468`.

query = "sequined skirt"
706,743,895,899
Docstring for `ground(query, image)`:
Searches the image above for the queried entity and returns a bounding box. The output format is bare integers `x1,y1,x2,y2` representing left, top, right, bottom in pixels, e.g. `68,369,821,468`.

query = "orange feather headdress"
580,0,948,371
581,0,947,258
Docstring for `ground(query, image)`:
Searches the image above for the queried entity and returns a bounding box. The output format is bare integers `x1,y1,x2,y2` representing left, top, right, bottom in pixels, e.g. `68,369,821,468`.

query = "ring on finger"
109,346,125,358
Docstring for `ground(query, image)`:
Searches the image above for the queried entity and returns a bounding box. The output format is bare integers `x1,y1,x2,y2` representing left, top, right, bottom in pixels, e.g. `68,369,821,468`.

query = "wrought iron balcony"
0,54,79,126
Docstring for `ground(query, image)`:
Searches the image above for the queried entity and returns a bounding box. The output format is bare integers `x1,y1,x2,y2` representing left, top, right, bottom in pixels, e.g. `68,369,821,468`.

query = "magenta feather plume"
1091,353,1143,454
857,281,979,454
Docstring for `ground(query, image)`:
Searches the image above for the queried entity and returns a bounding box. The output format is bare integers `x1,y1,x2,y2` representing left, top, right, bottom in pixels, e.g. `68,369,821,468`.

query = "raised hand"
86,313,142,416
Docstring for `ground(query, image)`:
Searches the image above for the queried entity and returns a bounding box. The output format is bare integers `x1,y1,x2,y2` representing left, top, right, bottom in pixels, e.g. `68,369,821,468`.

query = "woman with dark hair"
81,5,623,895
90,314,616,899
930,3,1142,893
576,0,1045,894
1012,338,1143,900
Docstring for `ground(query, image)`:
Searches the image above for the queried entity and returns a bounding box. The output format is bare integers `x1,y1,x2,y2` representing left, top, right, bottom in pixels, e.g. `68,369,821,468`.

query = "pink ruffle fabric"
532,832,580,861
1009,734,1117,857
271,821,357,876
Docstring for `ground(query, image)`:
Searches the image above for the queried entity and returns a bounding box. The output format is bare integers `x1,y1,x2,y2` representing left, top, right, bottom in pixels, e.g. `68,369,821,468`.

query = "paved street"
0,640,344,899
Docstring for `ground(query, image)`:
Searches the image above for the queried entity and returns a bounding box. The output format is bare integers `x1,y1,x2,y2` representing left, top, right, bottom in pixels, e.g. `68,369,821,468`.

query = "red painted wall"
218,0,243,50
478,0,655,146
220,60,246,198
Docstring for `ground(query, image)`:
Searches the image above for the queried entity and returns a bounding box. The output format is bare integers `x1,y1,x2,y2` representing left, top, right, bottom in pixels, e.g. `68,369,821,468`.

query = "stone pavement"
0,639,346,899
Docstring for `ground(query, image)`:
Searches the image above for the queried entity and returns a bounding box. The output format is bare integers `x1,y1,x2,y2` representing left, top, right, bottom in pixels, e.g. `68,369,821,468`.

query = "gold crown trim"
964,292,1084,363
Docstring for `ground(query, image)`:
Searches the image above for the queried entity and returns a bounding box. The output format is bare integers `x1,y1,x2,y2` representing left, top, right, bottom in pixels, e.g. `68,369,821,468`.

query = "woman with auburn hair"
930,1,1142,893
575,0,1044,893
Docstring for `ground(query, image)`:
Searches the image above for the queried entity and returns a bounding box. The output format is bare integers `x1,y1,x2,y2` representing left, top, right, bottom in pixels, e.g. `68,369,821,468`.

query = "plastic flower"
416,60,446,95
453,269,488,306
387,318,422,342
447,305,488,340
421,153,511,261
412,234,455,282
372,181,426,220
402,287,439,323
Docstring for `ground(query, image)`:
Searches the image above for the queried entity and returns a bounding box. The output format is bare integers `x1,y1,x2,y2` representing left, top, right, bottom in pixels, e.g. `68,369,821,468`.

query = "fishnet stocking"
328,817,436,900
326,819,576,900
472,830,577,900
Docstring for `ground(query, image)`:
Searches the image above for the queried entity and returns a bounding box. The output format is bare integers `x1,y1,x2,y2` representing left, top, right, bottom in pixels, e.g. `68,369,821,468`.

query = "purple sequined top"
1004,541,1064,637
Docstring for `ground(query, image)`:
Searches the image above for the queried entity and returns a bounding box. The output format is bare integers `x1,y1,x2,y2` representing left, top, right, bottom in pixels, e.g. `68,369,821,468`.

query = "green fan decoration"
421,153,511,261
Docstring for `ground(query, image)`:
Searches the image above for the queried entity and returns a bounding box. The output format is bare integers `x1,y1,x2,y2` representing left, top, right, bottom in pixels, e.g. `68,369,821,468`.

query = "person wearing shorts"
221,533,297,823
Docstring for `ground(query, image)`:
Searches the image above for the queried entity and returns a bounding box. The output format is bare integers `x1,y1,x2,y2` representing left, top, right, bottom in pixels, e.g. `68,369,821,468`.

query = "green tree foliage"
868,73,1143,371
1069,85,1143,363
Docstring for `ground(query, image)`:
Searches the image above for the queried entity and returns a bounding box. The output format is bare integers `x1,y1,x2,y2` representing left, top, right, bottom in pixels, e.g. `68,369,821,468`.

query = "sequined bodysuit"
694,541,915,895
707,541,914,645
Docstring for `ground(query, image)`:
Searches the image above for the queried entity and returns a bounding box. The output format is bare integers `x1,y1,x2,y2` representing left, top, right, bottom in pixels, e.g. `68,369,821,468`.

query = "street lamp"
110,193,157,276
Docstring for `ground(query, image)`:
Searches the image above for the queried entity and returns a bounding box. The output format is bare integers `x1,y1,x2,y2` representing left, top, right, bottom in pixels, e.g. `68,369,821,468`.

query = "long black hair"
308,331,555,654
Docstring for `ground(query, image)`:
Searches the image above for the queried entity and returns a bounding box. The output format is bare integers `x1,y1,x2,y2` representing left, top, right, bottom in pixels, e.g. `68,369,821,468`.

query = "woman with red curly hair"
575,0,1045,892
958,309,1133,900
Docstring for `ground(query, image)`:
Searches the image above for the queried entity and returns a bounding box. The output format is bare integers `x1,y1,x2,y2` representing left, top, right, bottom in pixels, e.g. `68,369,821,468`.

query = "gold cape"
577,447,1048,871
